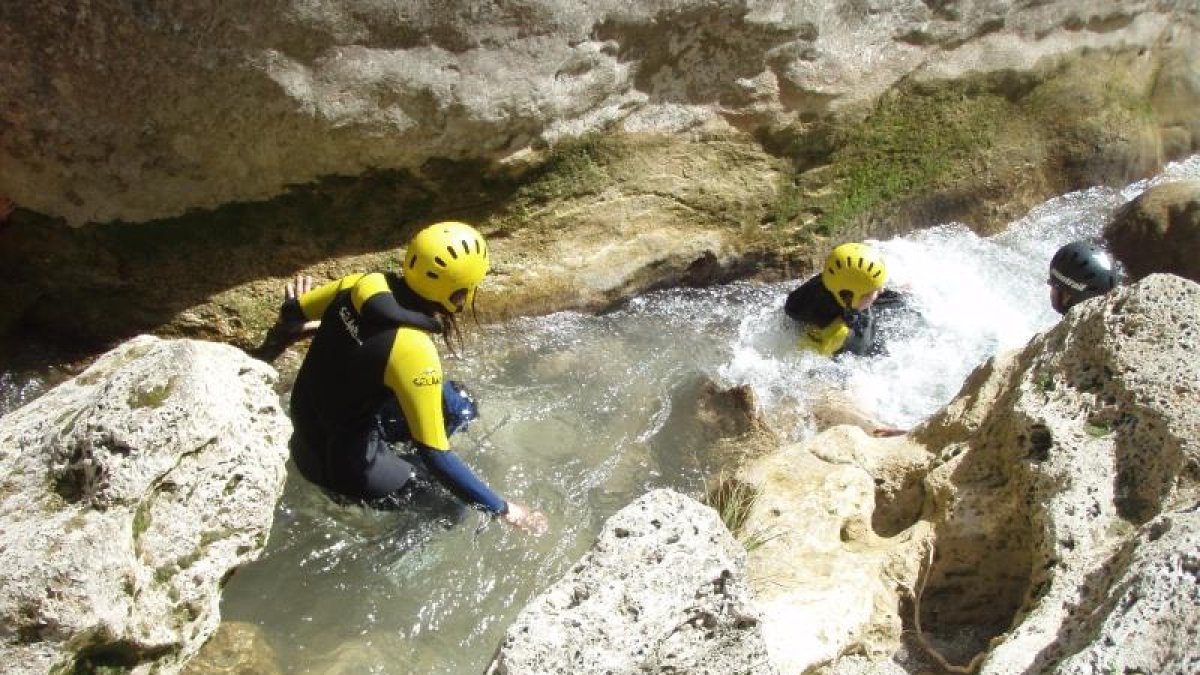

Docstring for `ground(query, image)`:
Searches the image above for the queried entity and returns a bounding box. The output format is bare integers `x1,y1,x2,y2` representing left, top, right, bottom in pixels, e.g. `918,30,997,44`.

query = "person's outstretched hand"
502,501,549,536
252,274,320,361
285,274,322,332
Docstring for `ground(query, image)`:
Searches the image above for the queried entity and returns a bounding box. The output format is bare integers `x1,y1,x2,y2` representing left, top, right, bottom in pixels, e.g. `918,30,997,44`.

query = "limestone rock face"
1104,179,1200,284
1053,510,1200,675
0,336,291,674
913,273,1200,674
1,0,1194,225
738,426,931,673
487,489,775,675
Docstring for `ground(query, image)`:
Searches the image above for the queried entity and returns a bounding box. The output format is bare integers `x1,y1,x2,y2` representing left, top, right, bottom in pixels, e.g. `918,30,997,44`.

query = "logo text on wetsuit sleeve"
412,369,442,387
339,306,362,344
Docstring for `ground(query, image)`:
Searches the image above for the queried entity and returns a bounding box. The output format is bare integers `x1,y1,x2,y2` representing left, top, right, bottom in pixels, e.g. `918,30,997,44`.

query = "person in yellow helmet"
784,242,905,358
256,221,548,535
785,242,910,437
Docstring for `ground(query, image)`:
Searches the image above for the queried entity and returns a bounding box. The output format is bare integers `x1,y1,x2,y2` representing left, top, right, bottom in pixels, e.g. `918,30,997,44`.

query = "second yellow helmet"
403,221,490,313
821,242,888,309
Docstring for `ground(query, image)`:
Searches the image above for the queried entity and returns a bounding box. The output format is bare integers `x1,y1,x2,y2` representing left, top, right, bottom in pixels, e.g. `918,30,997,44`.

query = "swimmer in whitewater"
255,221,548,535
784,242,913,437
784,242,911,358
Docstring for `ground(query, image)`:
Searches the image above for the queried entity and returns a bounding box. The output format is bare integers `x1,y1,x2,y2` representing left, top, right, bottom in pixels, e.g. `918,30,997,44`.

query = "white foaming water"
723,155,1200,432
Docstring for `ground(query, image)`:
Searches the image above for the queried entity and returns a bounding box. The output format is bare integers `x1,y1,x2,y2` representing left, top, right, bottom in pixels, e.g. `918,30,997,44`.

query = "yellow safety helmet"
402,221,490,313
821,242,888,309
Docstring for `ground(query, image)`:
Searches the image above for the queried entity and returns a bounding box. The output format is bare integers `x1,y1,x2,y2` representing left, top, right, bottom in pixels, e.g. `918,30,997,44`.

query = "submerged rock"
0,335,291,674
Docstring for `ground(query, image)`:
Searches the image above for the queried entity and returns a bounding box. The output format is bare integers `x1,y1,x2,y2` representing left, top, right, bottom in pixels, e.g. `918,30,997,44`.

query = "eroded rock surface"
487,489,775,675
732,273,1199,673
2,0,1195,225
0,336,290,674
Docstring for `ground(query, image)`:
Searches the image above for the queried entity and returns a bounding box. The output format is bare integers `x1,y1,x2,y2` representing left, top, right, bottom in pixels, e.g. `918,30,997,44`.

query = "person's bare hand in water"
502,501,549,536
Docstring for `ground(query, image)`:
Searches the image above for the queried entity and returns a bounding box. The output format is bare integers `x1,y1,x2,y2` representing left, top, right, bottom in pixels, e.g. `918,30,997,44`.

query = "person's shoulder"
786,274,838,324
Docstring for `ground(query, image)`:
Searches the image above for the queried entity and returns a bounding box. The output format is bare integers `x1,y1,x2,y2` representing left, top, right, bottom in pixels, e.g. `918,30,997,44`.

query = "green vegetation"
492,134,619,235
771,82,1013,235
127,378,174,409
132,502,152,543
703,473,781,552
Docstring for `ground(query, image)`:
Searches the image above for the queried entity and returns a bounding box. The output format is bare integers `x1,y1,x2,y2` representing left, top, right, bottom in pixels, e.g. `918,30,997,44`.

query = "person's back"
291,273,429,440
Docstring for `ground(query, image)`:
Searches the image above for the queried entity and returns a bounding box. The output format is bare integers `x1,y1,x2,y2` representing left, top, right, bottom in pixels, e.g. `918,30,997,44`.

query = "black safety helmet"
1048,240,1119,313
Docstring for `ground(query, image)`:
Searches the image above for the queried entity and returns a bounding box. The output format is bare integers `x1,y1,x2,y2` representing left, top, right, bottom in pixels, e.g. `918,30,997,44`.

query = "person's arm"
418,445,507,512
252,274,327,361
418,445,546,534
798,318,850,356
349,273,441,332
383,328,548,534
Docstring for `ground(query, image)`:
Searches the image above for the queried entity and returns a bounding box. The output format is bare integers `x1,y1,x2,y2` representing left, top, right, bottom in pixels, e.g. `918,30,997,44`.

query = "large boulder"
487,489,774,675
1104,179,1200,284
0,336,291,674
911,273,1200,674
1,0,1194,225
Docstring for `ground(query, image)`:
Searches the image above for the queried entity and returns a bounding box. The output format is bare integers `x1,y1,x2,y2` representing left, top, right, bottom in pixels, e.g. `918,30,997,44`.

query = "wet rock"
182,621,282,675
0,336,291,674
1105,179,1200,284
487,489,774,675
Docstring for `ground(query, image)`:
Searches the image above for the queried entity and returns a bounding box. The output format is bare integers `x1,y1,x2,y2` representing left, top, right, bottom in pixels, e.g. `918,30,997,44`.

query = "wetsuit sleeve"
350,273,441,332
382,327,450,450
297,274,366,321
417,445,507,514
798,318,851,356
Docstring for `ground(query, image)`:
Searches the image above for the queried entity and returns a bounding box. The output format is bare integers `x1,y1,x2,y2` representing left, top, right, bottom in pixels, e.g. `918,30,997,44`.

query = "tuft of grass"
703,473,782,552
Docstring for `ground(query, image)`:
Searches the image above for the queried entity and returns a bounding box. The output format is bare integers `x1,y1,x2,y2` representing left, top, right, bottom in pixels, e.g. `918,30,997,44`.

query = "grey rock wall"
1,0,1194,225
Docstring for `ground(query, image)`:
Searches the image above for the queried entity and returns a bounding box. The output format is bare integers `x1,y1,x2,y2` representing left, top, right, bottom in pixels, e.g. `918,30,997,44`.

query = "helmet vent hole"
475,239,483,254
433,256,447,268
446,246,459,260
408,254,417,267
425,271,439,280
460,239,471,255
835,260,843,270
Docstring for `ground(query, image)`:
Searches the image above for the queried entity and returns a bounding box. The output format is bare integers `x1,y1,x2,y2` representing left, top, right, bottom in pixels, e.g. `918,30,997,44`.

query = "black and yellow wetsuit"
784,275,906,357
286,272,507,513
